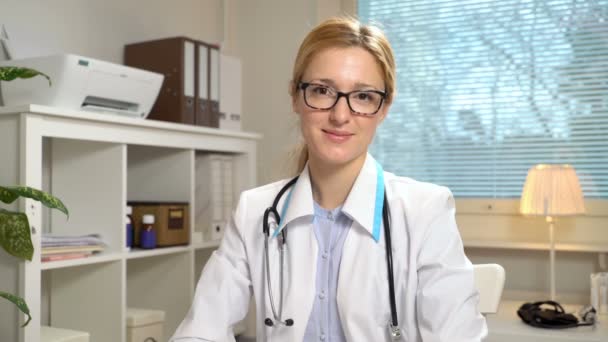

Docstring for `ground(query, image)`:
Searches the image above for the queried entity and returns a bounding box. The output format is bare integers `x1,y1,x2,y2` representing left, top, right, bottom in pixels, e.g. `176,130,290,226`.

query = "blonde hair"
290,16,396,173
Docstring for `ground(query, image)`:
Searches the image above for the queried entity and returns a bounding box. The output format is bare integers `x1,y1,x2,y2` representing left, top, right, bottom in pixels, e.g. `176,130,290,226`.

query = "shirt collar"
273,153,384,243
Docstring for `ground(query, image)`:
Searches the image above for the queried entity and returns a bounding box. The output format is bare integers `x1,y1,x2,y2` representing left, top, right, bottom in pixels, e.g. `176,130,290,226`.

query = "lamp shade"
520,164,586,216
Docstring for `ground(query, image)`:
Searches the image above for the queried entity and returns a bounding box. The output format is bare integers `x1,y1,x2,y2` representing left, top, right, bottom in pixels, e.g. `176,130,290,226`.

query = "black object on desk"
517,300,596,329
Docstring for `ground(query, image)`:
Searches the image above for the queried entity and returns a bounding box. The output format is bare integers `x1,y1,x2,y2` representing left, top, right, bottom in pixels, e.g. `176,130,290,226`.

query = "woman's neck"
308,154,366,210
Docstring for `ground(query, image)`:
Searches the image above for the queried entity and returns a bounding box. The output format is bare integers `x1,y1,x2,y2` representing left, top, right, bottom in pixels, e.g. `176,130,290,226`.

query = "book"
41,252,93,262
41,245,104,255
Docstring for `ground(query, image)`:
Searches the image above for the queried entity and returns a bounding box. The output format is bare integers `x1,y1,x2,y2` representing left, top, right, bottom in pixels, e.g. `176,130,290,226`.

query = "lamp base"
547,216,556,301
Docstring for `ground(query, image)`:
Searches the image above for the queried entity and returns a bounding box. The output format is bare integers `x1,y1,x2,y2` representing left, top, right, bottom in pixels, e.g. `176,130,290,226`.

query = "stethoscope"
262,166,402,340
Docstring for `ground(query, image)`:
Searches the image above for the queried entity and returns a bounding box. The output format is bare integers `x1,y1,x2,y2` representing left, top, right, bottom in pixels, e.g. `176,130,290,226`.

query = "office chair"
473,263,506,314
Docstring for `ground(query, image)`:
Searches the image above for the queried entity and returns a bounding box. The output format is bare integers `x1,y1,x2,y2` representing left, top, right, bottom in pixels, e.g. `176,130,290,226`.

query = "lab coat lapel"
342,153,382,240
267,166,318,341
338,154,390,340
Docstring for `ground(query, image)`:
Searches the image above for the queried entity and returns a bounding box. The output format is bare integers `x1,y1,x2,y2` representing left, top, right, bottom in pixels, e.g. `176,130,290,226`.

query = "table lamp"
520,164,585,301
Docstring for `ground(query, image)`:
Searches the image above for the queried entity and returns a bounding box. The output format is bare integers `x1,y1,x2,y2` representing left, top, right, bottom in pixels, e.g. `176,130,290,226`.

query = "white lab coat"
171,154,487,342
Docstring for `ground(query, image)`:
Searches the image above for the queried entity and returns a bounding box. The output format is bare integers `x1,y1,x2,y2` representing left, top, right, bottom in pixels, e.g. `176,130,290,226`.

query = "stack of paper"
41,234,105,262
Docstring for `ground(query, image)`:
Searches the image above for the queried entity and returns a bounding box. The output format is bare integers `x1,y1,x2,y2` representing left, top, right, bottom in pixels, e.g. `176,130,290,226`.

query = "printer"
0,54,163,118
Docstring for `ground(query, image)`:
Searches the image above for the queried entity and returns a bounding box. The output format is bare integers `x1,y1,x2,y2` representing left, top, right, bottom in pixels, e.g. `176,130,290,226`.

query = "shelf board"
41,252,123,270
193,240,221,250
0,104,262,140
464,240,608,253
126,245,191,259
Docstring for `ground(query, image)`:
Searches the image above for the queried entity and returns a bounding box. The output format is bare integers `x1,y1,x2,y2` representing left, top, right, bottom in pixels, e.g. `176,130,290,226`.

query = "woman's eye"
356,92,372,101
312,86,332,96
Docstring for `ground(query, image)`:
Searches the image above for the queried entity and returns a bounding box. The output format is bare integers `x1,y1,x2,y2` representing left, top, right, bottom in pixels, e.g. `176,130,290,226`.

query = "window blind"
359,0,608,198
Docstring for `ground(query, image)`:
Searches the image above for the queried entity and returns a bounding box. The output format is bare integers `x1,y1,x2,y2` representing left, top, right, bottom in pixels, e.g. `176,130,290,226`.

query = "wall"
0,0,222,63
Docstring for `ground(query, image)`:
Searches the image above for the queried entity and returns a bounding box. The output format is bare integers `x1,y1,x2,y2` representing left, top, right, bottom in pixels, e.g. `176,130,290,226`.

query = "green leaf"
0,66,51,86
0,210,34,261
0,186,68,217
0,187,18,204
0,291,32,327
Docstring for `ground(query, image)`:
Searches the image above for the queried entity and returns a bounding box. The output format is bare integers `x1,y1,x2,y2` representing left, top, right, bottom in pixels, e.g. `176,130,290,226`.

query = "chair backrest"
473,263,505,314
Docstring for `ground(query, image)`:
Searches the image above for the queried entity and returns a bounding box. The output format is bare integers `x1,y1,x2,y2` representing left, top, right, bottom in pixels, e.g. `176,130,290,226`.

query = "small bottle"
140,214,157,249
125,206,133,249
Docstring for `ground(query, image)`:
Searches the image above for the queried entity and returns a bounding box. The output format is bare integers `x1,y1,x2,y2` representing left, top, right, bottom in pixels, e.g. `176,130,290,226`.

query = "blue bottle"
126,206,133,248
140,214,157,249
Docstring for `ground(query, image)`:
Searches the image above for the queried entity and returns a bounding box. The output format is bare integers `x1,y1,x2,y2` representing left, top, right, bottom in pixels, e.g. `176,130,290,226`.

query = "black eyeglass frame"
298,82,387,116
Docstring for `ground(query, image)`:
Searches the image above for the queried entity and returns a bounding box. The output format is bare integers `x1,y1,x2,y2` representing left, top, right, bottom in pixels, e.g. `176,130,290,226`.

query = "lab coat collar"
342,153,383,242
274,153,383,243
273,165,315,237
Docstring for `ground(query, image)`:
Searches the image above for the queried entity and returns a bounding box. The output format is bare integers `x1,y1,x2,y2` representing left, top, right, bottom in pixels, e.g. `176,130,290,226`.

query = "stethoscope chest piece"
389,323,402,340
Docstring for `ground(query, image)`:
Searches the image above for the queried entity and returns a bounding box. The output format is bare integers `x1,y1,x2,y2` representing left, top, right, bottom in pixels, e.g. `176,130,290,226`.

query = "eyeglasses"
298,82,387,116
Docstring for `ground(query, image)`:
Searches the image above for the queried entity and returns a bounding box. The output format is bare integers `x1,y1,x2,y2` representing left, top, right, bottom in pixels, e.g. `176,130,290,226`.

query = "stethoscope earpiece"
264,318,274,327
264,317,294,327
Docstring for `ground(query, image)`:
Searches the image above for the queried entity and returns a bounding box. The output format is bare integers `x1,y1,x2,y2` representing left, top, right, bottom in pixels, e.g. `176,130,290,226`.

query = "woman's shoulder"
384,171,453,204
239,178,294,203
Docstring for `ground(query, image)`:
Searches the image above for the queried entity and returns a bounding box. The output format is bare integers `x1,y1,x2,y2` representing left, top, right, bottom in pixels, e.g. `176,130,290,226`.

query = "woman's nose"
329,96,352,125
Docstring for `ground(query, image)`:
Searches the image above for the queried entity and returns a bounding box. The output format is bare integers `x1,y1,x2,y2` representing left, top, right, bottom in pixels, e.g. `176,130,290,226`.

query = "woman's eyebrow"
308,79,383,90
308,78,336,86
354,82,383,90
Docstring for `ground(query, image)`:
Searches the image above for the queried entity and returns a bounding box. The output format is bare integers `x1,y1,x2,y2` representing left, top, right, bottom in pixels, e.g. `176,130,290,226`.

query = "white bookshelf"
0,105,260,342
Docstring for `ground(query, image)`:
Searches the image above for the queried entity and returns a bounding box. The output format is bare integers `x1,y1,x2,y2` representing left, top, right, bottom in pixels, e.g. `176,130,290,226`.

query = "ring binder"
124,37,221,128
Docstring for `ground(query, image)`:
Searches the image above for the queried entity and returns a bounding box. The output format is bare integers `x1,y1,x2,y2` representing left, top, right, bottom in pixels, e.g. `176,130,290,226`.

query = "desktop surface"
486,300,608,342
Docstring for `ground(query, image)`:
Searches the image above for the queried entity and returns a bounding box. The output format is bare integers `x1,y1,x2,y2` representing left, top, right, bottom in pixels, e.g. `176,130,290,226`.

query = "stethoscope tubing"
382,192,400,333
263,175,400,334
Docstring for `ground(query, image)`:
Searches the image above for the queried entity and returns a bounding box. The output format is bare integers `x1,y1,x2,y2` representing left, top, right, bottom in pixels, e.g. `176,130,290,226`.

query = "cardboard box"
126,308,165,342
41,326,90,342
129,202,190,247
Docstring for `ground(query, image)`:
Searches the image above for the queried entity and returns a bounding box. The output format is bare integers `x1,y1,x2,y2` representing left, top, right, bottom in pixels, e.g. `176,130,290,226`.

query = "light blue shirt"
303,202,352,342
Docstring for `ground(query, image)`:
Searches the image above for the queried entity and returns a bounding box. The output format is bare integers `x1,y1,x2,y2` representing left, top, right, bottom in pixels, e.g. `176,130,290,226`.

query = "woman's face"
293,46,389,169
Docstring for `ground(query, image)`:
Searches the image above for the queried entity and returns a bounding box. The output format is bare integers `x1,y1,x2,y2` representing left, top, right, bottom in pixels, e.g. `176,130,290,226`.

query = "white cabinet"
0,105,259,342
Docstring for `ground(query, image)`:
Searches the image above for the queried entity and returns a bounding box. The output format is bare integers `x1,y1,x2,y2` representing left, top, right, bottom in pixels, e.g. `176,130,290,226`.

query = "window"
360,0,608,198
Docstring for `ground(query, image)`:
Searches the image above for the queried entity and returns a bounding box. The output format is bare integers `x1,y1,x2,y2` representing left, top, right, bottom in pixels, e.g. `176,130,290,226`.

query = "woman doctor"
171,16,487,342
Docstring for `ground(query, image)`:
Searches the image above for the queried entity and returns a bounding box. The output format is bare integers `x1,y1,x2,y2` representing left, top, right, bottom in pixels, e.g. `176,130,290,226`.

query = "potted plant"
0,187,67,326
0,67,59,327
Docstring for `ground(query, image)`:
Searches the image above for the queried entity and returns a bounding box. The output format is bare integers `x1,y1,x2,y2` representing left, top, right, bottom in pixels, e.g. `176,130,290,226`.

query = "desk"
486,300,608,341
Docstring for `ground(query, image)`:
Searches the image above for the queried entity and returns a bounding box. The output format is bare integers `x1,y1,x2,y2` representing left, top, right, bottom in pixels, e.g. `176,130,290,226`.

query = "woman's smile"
322,128,353,143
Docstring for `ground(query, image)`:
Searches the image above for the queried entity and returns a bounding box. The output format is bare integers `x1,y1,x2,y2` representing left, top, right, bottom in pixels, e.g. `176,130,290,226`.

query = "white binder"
195,154,235,241
219,54,242,131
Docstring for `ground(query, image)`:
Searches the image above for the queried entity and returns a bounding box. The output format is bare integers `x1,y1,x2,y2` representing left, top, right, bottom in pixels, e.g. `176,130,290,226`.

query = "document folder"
196,42,210,126
209,45,221,128
125,37,217,127
219,54,242,131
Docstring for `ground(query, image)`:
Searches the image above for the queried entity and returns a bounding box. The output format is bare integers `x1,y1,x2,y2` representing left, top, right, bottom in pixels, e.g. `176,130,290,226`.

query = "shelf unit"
0,105,260,342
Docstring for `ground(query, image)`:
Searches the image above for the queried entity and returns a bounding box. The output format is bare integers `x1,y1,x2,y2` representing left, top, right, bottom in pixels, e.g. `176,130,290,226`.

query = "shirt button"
320,333,326,341
319,291,326,300
322,252,328,259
